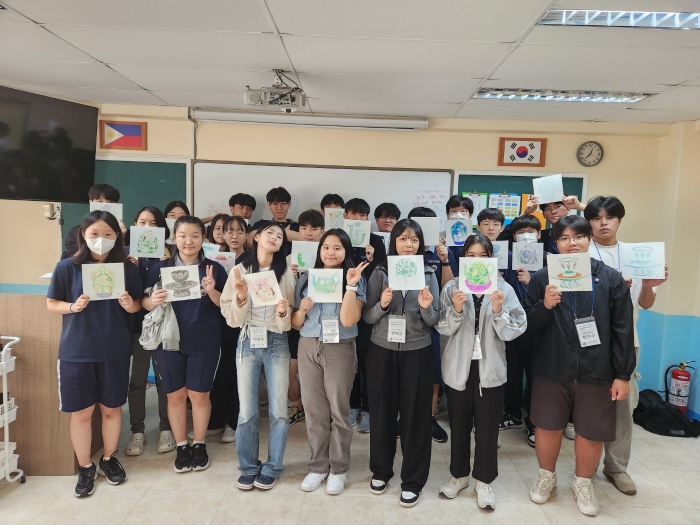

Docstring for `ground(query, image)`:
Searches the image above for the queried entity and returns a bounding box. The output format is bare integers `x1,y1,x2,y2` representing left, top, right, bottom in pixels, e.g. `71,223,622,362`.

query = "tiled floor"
2,388,699,524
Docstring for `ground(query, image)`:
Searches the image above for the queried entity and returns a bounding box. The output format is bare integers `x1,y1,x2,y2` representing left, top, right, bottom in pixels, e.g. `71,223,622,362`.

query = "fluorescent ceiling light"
473,88,655,103
539,10,700,29
190,109,428,130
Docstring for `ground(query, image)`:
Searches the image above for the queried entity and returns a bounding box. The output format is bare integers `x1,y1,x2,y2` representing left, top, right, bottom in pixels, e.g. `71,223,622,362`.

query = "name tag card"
250,325,268,348
472,333,483,360
322,318,340,344
574,317,601,347
387,315,406,343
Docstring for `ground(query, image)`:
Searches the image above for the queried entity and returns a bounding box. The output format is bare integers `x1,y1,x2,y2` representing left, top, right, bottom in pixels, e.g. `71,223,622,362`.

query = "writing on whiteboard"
413,190,449,230
204,202,230,217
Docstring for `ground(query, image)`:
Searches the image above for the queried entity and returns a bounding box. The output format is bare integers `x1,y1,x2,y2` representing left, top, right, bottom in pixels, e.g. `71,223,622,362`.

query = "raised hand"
490,290,504,314
233,268,248,301
543,284,562,309
277,297,289,316
436,244,449,263
380,287,394,309
347,262,369,286
643,263,668,288
365,243,375,263
201,264,216,295
418,286,433,309
523,195,539,215
452,289,468,314
299,296,314,314
516,268,531,285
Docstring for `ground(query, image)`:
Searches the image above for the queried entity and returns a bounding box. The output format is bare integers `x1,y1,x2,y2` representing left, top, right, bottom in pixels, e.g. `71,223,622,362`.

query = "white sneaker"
572,475,599,516
439,476,469,499
301,472,327,492
326,473,347,495
221,425,236,443
399,491,420,507
530,468,557,504
158,430,176,453
564,423,576,440
474,480,496,510
187,428,223,440
125,433,146,456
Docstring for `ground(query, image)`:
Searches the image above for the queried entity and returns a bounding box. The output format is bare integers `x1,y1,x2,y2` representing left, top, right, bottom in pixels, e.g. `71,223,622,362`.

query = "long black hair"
133,206,170,240
72,211,129,266
462,233,494,257
165,215,206,267
307,228,356,298
379,218,425,269
206,213,231,245
164,200,190,217
243,221,288,282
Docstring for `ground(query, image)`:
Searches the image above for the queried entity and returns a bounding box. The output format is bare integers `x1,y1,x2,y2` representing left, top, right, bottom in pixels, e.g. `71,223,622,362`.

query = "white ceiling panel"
551,1,700,11
152,90,310,112
493,44,700,85
455,101,619,121
0,22,96,62
597,108,700,124
467,98,633,110
0,3,32,22
16,85,166,105
482,79,672,94
46,25,287,70
308,99,459,118
525,26,700,49
284,36,510,79
267,0,549,43
633,86,700,111
2,0,271,33
298,74,479,104
0,60,139,89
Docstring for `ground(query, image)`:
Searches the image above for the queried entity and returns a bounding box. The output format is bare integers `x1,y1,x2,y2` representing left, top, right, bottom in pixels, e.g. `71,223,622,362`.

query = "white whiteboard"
194,163,453,231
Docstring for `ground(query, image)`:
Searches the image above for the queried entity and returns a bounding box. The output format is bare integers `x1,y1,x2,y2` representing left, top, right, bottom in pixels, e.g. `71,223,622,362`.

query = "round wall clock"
577,141,604,166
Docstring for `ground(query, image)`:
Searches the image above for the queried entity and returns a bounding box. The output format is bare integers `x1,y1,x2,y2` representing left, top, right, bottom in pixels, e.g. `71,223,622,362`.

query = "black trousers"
208,330,240,430
349,319,371,411
366,341,433,493
446,361,504,484
503,332,534,419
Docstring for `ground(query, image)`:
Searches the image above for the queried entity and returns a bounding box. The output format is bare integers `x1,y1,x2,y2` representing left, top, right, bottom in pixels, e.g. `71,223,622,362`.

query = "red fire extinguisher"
665,361,696,415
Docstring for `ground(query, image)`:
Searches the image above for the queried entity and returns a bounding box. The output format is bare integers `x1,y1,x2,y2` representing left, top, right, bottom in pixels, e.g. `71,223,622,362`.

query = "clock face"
577,141,604,166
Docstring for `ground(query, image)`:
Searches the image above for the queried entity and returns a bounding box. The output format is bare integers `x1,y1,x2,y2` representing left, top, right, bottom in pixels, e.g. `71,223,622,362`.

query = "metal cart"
1,336,25,484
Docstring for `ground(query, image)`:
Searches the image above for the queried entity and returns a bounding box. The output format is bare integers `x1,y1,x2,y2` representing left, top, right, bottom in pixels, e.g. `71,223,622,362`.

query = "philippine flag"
103,122,144,148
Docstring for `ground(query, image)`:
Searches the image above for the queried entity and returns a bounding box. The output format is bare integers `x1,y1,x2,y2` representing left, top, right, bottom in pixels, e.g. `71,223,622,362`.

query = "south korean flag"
503,140,542,164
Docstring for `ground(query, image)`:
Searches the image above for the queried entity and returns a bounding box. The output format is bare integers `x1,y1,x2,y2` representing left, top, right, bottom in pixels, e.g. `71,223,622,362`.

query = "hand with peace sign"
232,268,248,302
347,261,369,287
201,264,216,295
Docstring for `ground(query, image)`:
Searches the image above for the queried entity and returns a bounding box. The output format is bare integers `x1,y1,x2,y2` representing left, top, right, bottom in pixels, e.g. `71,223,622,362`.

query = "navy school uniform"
146,258,227,394
47,257,143,412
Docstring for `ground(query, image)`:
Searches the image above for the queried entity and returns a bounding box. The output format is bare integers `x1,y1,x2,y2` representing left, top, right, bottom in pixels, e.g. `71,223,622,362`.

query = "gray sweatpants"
298,337,357,475
128,334,170,433
604,346,640,473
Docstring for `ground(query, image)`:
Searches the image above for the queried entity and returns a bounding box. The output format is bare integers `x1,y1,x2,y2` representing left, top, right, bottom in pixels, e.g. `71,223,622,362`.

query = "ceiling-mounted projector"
244,70,306,113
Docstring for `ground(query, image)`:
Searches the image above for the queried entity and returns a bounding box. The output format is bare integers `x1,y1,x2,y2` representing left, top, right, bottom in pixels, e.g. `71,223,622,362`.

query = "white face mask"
85,237,116,256
449,212,468,220
516,232,538,243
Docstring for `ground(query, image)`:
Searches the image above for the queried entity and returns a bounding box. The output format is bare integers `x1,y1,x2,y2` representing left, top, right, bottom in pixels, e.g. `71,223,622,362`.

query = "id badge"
574,317,601,347
250,325,268,348
472,333,483,360
322,318,340,344
387,315,406,343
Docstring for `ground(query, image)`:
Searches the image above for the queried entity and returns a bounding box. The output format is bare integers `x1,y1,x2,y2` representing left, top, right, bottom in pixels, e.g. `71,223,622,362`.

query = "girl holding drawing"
291,229,369,495
46,210,143,498
436,234,526,510
141,216,227,474
220,221,296,492
362,218,440,508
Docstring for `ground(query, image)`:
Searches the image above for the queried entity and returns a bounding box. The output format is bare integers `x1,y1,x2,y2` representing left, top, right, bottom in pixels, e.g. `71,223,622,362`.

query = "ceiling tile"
16,85,166,105
46,25,287,70
633,86,700,111
0,22,96,62
525,25,700,49
597,108,700,123
308,99,459,118
0,3,32,22
151,90,310,112
284,35,510,79
0,60,140,88
298,74,479,104
455,101,619,121
267,0,550,42
482,79,673,94
467,98,633,110
2,0,271,32
551,1,700,11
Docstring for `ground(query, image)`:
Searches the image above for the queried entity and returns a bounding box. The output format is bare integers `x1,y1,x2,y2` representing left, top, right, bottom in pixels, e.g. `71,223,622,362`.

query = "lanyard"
319,302,339,318
567,278,595,320
593,241,620,272
401,291,407,315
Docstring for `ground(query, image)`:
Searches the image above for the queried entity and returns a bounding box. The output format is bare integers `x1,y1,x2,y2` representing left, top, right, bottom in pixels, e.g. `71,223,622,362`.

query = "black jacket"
523,257,635,385
352,232,387,280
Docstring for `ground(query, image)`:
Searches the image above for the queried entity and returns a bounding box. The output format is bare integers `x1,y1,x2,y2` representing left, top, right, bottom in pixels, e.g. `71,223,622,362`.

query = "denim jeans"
235,330,291,478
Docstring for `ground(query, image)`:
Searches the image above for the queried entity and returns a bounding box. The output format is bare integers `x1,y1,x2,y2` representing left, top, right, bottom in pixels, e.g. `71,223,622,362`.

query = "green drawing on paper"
346,222,367,246
297,252,307,268
395,259,418,283
463,261,494,293
164,269,198,298
312,273,340,294
554,257,585,289
253,276,278,302
91,267,117,298
136,229,159,255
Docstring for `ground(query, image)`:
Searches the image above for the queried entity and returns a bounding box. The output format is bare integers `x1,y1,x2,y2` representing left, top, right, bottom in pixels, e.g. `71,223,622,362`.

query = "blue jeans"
235,330,291,478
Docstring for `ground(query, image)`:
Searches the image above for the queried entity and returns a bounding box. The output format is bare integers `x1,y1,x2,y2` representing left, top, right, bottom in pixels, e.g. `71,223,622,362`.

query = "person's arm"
490,283,527,341
200,215,215,225
275,268,295,332
562,195,586,212
340,263,367,328
436,280,463,336
639,264,668,310
291,275,310,330
609,273,635,381
522,271,557,331
437,244,455,288
201,263,222,307
220,265,251,327
419,272,440,327
362,269,390,324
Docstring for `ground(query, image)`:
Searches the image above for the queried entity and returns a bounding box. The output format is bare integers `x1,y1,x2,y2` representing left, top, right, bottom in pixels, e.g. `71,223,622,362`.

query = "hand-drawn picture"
459,257,498,294
206,252,236,274
243,270,283,307
130,226,166,258
324,208,344,231
445,219,472,247
202,242,220,258
532,174,564,205
291,241,319,271
343,219,372,248
620,242,665,280
513,241,544,271
547,253,593,292
492,240,510,270
90,202,123,222
81,262,125,301
412,217,440,246
160,265,201,302
308,269,343,303
388,255,425,291
165,218,176,245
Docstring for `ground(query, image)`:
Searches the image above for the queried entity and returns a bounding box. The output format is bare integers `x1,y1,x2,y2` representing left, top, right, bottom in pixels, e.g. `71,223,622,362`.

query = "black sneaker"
191,443,210,471
254,473,277,490
174,443,192,473
432,417,448,443
399,490,420,507
237,474,257,491
499,414,523,430
525,418,536,448
289,406,305,426
74,463,97,498
369,478,387,495
97,452,127,485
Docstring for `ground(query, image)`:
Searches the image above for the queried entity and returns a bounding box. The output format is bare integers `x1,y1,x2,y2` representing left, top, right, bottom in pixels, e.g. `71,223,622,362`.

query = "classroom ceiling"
1,0,700,123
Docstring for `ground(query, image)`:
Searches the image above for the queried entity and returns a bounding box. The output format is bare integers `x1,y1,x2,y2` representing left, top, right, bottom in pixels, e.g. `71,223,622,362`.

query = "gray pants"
128,334,170,433
298,337,357,475
604,346,640,473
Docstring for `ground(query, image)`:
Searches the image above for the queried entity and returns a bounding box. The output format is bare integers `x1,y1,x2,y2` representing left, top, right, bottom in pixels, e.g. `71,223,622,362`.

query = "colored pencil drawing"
343,220,371,247
492,241,509,270
243,270,283,306
325,209,344,230
446,219,471,247
131,226,166,258
312,273,340,293
547,253,592,291
387,255,425,291
621,244,664,278
532,174,564,205
92,267,117,298
164,269,198,298
253,276,278,302
206,252,236,274
460,258,497,294
513,241,543,271
291,241,319,271
81,262,126,301
308,269,343,303
395,259,418,283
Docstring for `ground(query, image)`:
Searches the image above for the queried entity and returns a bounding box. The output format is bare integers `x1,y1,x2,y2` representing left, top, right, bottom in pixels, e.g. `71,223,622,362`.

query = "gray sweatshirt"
363,265,440,351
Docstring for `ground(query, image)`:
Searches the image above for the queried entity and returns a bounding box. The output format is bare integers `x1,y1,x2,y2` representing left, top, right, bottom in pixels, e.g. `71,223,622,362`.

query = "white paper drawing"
412,217,440,246
81,262,125,301
620,242,665,280
343,220,372,248
324,208,344,231
206,252,236,274
388,255,425,291
532,174,564,205
90,202,123,222
492,241,510,270
244,270,283,307
308,269,343,303
445,219,472,247
513,241,544,271
459,257,498,295
161,265,201,302
291,241,319,272
202,242,220,259
165,218,176,245
130,226,166,258
547,253,592,292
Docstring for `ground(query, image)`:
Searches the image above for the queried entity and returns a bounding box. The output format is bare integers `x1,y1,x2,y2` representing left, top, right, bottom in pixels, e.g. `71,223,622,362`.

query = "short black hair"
540,201,564,213
476,208,505,225
510,214,541,233
164,200,190,216
551,215,593,241
407,206,436,218
462,233,494,258
345,198,370,216
374,202,401,220
446,195,474,215
584,196,626,221
320,193,345,210
298,209,324,229
229,193,256,210
88,183,120,202
266,186,291,203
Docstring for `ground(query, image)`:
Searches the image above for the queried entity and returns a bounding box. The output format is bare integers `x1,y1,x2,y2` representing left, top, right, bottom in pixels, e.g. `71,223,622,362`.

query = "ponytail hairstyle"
165,215,206,267
462,233,494,257
72,210,129,265
306,228,356,298
132,206,170,240
243,221,288,282
379,218,425,268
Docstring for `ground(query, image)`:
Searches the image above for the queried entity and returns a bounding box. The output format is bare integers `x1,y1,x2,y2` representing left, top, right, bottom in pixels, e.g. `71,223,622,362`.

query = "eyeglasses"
269,202,289,208
557,234,588,244
544,203,567,212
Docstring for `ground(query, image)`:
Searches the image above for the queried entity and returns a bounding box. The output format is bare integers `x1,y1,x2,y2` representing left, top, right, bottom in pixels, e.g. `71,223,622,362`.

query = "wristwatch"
346,285,358,292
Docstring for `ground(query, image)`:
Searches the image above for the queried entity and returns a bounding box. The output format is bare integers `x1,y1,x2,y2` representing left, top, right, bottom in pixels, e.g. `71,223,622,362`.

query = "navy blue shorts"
57,358,130,413
154,347,221,394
